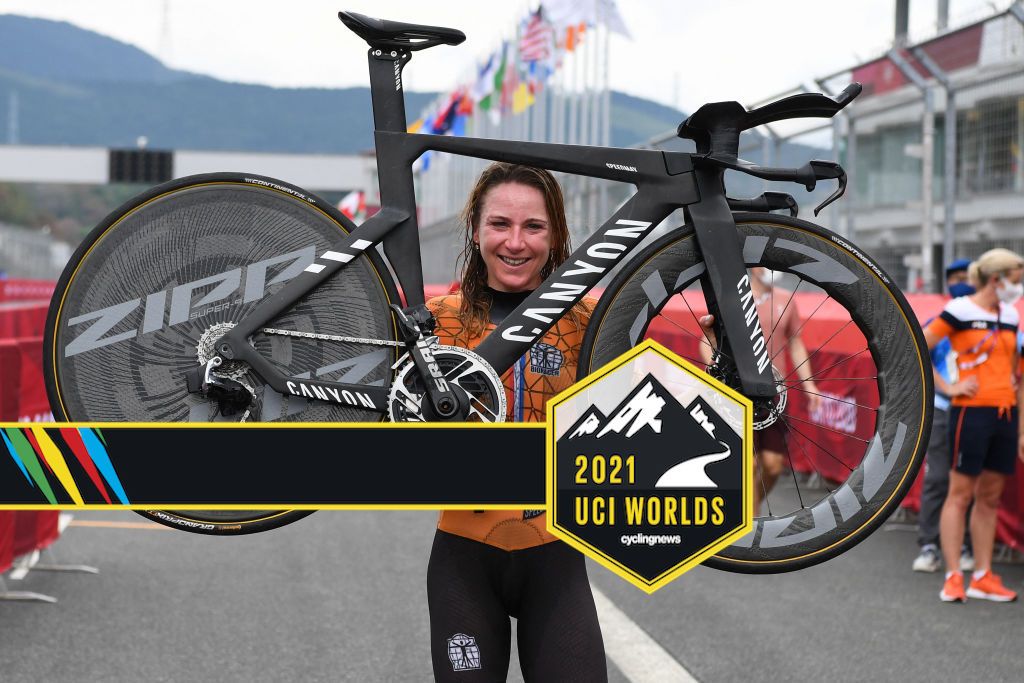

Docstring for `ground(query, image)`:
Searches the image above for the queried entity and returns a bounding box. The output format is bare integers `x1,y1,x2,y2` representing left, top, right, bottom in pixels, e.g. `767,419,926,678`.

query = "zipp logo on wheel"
63,247,317,357
547,339,753,593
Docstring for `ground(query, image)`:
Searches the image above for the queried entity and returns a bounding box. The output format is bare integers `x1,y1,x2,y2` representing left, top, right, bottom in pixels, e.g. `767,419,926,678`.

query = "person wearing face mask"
912,259,978,573
424,163,607,681
923,248,1024,603
698,267,821,514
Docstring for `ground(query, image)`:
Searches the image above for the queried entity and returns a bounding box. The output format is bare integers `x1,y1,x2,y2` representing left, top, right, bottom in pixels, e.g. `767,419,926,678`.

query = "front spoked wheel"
580,213,931,572
44,173,401,535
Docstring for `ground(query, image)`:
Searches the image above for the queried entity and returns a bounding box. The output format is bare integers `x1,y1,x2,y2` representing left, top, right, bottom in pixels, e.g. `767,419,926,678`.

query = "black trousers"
427,530,607,682
918,406,971,549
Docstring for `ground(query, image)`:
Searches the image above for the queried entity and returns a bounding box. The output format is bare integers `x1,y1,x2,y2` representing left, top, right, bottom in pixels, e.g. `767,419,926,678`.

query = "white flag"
543,0,631,38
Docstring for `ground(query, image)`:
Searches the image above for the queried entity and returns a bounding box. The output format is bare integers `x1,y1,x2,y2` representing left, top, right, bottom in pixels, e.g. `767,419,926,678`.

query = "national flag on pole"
519,8,555,63
338,190,366,223
456,90,474,116
472,52,499,105
563,22,585,52
431,92,461,135
544,0,632,39
500,57,518,114
512,82,535,114
481,42,509,122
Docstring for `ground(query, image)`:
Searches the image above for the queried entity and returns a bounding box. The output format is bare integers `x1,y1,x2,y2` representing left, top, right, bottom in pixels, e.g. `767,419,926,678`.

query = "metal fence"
818,6,1024,291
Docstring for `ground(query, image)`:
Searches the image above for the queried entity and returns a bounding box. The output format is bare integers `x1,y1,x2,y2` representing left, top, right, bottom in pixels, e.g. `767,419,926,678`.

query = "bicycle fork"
689,167,778,400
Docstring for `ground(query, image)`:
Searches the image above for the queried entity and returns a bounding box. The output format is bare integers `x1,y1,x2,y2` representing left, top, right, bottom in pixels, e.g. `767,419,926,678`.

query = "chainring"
388,345,507,422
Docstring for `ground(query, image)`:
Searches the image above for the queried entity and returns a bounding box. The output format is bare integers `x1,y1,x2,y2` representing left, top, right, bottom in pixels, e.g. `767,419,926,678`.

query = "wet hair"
967,248,1024,288
456,163,577,335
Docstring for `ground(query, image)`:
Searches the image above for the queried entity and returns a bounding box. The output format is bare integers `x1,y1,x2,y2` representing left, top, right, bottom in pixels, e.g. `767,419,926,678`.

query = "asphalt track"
1,507,1022,682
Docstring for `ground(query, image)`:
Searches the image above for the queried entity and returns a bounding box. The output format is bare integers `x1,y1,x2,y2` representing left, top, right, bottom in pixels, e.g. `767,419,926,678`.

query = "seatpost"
366,47,412,132
364,47,426,304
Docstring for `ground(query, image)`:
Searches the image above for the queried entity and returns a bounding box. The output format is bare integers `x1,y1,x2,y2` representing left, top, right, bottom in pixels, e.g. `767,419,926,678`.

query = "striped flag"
338,190,366,223
519,8,555,63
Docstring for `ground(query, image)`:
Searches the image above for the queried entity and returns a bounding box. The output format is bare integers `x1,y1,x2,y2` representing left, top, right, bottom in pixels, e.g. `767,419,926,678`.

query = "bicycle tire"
44,172,401,535
578,213,931,573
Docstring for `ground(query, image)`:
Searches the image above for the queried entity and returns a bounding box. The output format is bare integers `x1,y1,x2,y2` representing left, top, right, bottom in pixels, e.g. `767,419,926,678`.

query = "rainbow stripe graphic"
1,427,129,505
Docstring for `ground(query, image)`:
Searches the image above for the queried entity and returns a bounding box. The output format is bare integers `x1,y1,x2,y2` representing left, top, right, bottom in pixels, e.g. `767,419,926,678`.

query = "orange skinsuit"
426,293,594,550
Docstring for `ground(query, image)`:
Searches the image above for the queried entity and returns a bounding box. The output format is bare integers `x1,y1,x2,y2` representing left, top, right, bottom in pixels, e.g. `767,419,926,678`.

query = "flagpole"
600,15,611,223
585,0,598,232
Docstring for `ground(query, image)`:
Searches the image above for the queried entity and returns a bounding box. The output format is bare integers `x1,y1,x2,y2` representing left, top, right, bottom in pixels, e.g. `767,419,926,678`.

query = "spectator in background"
913,259,977,573
701,267,820,514
924,248,1024,603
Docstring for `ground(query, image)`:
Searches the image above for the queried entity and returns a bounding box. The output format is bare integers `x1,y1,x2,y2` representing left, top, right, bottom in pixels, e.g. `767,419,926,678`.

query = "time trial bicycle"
44,11,932,573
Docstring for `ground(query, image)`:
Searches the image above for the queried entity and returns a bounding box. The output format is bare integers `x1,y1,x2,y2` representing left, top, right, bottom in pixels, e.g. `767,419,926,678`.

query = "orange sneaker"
940,572,967,603
966,571,1018,602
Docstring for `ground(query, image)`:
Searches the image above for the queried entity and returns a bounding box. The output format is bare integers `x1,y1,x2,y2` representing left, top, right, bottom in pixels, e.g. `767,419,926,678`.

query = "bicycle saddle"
338,11,466,51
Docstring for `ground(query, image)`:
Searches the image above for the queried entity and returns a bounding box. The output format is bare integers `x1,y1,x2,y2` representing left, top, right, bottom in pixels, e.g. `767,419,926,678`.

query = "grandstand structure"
645,2,1024,293
828,2,1024,291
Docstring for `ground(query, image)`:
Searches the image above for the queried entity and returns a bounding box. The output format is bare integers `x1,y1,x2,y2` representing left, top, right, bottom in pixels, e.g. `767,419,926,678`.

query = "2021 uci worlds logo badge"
546,339,753,593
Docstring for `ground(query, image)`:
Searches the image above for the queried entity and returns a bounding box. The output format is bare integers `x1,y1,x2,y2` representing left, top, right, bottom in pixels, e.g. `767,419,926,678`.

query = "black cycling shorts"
427,530,607,682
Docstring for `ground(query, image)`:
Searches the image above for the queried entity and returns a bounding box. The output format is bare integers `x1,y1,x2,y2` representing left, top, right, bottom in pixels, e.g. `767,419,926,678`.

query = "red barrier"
0,337,51,421
11,512,60,559
13,338,51,422
0,512,13,574
0,279,55,303
0,339,21,420
997,471,1024,551
0,302,48,339
900,469,925,513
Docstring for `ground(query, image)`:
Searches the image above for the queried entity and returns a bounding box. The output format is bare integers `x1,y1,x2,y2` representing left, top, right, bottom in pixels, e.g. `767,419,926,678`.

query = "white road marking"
591,583,699,683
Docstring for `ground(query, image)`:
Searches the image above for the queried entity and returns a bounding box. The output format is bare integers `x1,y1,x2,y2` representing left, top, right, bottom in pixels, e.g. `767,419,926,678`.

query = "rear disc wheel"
44,173,400,534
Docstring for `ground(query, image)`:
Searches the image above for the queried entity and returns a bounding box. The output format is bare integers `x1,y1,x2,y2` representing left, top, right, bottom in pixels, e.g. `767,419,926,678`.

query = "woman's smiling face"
474,182,552,292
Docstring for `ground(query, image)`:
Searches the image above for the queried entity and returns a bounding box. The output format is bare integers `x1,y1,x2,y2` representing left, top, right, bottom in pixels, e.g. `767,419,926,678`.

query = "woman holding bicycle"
425,163,607,681
924,248,1024,603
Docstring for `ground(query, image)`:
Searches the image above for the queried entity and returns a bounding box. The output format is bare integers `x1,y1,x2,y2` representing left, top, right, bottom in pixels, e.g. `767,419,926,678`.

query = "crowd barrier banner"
13,338,51,422
0,302,48,339
0,279,55,303
0,340,21,420
11,511,59,558
997,471,1023,551
900,469,925,513
0,511,13,573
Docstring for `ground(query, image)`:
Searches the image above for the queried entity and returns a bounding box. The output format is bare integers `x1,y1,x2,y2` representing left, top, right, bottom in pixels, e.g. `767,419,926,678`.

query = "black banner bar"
0,424,546,507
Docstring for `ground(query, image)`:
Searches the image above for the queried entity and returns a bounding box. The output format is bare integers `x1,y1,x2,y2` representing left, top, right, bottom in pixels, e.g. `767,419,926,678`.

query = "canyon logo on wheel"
547,339,753,592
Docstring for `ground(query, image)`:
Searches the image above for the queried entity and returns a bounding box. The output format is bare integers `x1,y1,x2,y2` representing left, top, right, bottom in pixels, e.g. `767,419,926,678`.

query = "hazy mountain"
0,15,194,85
0,14,686,154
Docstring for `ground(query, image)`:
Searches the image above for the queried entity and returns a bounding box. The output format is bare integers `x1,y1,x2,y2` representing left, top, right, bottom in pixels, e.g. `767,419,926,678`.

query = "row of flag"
408,0,630,171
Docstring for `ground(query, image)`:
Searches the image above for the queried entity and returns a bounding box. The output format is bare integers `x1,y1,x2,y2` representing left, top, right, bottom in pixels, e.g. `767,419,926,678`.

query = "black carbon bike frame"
215,45,849,414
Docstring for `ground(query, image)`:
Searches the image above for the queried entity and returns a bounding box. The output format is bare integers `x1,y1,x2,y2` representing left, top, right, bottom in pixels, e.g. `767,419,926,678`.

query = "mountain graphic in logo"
564,374,738,490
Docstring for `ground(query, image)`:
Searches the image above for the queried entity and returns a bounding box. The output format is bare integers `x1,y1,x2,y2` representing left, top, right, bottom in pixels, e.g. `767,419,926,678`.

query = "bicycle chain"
203,328,404,423
259,327,406,347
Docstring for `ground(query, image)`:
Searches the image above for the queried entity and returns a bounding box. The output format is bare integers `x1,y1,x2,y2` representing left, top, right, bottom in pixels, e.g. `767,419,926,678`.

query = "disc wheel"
44,173,400,534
